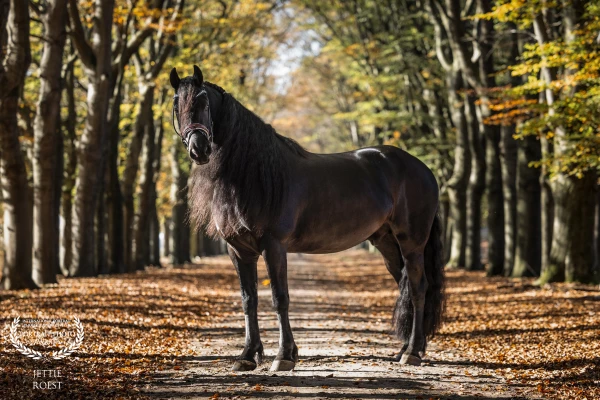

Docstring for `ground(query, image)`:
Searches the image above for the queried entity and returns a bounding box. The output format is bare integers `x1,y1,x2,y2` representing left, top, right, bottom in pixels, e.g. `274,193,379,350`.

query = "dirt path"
145,251,525,399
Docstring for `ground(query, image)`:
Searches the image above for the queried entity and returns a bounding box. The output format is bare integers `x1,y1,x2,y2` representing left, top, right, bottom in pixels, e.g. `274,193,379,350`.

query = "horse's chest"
211,206,246,236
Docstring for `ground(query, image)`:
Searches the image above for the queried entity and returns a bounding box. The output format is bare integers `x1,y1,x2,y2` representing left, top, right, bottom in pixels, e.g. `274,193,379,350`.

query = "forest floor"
0,250,599,399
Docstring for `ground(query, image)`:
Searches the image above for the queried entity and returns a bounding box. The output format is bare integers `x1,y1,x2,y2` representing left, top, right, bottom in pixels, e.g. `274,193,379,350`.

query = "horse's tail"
393,213,445,343
422,213,445,338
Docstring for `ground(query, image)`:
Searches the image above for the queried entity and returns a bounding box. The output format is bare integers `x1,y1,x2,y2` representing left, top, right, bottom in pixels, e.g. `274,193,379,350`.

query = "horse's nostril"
189,144,199,159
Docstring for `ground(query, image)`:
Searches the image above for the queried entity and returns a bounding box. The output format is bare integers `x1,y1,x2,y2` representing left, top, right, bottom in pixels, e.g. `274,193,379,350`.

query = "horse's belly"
285,200,390,254
287,235,374,254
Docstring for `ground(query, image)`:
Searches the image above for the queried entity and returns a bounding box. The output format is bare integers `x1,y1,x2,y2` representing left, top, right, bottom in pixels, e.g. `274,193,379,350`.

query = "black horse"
170,66,445,372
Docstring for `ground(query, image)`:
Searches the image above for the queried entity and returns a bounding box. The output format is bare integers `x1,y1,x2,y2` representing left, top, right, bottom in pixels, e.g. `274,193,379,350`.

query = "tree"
0,0,37,289
32,0,69,285
67,0,116,276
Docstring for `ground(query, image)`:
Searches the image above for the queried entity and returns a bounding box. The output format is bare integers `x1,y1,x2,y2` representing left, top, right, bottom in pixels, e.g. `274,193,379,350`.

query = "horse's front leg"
262,236,298,372
228,245,263,371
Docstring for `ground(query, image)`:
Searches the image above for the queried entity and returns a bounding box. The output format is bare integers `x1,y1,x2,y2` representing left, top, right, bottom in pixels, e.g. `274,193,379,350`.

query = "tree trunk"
148,97,165,267
465,93,485,271
542,173,597,283
68,0,115,277
475,0,505,276
484,122,505,276
106,77,125,274
32,0,68,285
499,25,520,277
532,14,557,276
500,125,517,276
60,56,77,276
512,134,542,277
169,140,190,265
445,70,471,269
0,0,37,290
149,203,161,265
163,218,171,258
96,172,108,274
134,92,156,270
596,191,600,279
122,85,152,271
440,194,450,260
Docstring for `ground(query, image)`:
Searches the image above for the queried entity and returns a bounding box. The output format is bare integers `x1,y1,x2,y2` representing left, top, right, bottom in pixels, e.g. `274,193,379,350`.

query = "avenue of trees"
0,0,598,290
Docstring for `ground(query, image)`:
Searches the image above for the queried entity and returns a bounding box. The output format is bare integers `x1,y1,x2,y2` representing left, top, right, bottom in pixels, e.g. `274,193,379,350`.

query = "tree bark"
445,70,471,269
169,140,190,265
544,173,597,283
500,124,517,276
540,138,554,278
163,217,171,258
134,90,156,270
106,83,125,274
484,122,505,276
96,169,108,274
0,0,37,290
465,93,485,271
148,95,166,267
512,134,542,277
149,203,161,265
135,86,156,270
60,54,77,276
500,26,520,277
595,191,600,279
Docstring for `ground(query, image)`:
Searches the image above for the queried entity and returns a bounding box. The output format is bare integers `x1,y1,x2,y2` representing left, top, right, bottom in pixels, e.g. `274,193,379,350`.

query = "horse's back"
282,145,438,253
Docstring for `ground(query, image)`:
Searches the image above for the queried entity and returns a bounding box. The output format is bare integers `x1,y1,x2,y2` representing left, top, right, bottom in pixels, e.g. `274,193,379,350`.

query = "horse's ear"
170,68,180,90
193,65,203,86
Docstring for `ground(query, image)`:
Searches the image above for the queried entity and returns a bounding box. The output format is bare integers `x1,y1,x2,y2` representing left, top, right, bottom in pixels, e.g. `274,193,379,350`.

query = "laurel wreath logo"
9,316,84,360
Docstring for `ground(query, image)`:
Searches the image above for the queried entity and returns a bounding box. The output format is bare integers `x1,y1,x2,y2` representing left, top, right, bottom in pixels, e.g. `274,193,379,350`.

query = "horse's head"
170,65,213,165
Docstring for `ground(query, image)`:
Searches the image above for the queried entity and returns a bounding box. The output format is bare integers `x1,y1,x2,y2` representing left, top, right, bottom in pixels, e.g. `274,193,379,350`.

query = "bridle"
172,87,214,149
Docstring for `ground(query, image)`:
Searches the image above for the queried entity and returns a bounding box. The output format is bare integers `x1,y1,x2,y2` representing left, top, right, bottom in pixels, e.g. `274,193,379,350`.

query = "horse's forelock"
177,81,198,126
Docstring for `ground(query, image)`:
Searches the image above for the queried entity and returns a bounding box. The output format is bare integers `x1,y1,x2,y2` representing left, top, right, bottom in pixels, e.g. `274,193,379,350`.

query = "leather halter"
181,123,211,148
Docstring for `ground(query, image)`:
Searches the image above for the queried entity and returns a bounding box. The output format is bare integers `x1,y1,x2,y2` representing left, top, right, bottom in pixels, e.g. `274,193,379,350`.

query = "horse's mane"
188,81,308,238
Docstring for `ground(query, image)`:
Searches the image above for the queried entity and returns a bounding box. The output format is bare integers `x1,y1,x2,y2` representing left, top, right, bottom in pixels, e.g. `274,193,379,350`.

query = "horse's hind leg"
228,245,263,371
369,232,409,359
262,235,298,372
395,243,428,366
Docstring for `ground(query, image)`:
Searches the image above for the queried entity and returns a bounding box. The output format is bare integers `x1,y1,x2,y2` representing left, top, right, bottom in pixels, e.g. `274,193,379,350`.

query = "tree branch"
113,27,154,69
149,0,185,78
67,0,95,69
427,0,452,71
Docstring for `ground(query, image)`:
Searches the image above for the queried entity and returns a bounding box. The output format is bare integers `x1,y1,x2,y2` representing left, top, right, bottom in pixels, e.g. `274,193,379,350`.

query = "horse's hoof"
270,359,295,372
399,354,421,366
232,360,257,371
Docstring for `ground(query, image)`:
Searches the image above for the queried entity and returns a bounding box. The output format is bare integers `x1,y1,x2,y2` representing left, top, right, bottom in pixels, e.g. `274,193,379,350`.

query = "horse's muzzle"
187,131,211,165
